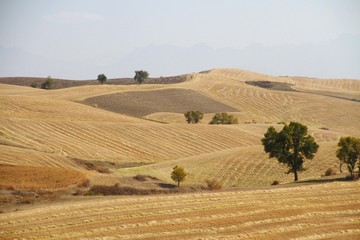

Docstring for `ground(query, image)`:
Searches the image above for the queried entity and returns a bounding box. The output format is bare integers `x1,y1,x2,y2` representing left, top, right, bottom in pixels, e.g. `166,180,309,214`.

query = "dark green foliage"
209,112,238,124
336,136,360,178
134,70,149,84
30,82,38,88
261,122,319,181
97,74,107,84
184,111,204,124
41,76,54,90
171,166,187,187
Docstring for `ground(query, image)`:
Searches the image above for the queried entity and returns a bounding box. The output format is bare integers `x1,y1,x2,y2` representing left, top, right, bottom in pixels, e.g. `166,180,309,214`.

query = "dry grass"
0,181,359,239
0,68,359,238
0,165,86,190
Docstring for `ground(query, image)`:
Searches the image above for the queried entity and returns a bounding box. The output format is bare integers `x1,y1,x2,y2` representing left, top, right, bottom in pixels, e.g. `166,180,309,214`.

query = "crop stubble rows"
0,181,359,239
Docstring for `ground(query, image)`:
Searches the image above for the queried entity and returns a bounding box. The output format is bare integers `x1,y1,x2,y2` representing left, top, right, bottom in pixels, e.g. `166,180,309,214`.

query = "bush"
77,179,90,188
30,82,38,88
134,175,147,181
184,111,204,124
324,168,336,176
205,179,222,190
209,112,238,125
271,180,280,185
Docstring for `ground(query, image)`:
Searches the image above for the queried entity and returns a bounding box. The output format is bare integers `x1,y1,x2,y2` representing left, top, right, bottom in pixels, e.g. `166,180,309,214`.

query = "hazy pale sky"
1,0,360,79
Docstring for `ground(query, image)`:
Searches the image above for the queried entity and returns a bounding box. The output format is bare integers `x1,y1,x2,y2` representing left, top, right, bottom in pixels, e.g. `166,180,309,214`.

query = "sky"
0,0,359,79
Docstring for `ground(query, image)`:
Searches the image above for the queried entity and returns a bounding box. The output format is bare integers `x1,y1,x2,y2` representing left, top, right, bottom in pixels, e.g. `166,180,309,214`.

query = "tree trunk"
294,170,299,181
177,181,180,187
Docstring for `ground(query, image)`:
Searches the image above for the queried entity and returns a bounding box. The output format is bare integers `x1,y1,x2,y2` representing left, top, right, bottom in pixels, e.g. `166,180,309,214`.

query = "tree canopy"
134,70,149,84
171,166,187,187
97,74,107,85
336,136,360,178
41,76,54,90
184,111,204,124
261,122,319,181
209,112,238,124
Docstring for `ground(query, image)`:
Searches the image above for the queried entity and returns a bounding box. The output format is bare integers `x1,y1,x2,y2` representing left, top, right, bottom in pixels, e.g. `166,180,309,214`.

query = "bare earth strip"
0,181,359,239
82,88,238,117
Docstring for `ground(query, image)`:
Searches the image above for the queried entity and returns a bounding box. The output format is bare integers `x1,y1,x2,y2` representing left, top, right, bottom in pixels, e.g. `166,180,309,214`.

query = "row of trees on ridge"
97,70,149,85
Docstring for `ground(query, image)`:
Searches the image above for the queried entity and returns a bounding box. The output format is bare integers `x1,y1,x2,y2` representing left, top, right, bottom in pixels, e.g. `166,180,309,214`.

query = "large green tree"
171,166,187,187
184,111,204,124
336,136,360,178
97,74,107,85
261,122,319,181
134,70,149,84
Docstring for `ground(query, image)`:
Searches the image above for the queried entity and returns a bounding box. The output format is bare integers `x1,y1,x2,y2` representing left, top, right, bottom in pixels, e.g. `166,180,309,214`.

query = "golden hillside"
0,68,359,189
1,181,359,239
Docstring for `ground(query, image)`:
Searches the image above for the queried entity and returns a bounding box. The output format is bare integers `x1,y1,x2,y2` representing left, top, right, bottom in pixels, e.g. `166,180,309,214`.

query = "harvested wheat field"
0,181,359,239
0,165,86,190
1,68,360,239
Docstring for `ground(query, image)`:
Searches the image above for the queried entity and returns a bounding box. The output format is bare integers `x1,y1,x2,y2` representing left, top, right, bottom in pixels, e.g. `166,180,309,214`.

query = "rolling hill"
0,68,360,238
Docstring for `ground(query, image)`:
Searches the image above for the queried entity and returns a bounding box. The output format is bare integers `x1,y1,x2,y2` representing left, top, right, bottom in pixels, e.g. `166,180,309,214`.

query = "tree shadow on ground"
158,183,177,189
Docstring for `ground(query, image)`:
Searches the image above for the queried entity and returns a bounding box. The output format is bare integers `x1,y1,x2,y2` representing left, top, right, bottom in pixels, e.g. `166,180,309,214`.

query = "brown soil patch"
83,88,238,117
0,165,86,190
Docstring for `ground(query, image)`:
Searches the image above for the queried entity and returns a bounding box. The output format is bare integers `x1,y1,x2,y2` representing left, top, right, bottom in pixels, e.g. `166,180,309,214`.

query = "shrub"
96,167,111,174
77,179,90,188
209,112,238,125
324,168,336,176
271,180,280,185
134,175,147,182
184,111,204,124
30,82,38,88
205,179,222,190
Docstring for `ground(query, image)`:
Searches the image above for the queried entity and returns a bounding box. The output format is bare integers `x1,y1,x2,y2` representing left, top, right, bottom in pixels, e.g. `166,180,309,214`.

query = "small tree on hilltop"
97,74,107,85
336,136,360,179
261,122,319,181
184,111,204,124
134,70,149,84
41,76,54,90
171,166,187,187
209,112,238,124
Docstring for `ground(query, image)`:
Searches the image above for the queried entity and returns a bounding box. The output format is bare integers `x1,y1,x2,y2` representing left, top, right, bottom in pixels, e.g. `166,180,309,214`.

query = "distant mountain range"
1,34,359,79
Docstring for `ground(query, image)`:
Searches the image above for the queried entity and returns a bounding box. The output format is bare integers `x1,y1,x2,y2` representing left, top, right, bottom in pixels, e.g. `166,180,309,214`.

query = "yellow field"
0,68,359,238
0,181,359,239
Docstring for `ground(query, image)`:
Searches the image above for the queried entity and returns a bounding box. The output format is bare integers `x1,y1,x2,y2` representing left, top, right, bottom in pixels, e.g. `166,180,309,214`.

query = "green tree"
184,111,204,124
134,70,149,84
336,136,360,178
209,112,238,124
97,74,107,85
261,122,319,181
41,76,54,90
171,166,187,187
